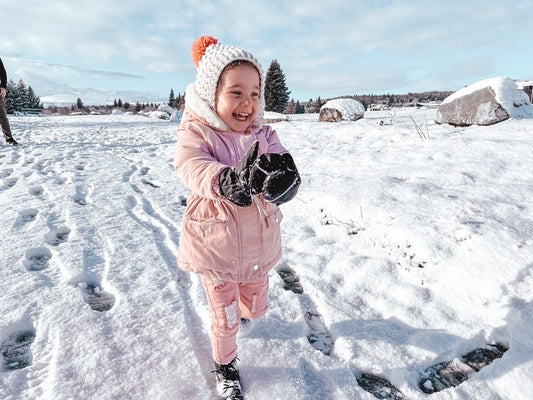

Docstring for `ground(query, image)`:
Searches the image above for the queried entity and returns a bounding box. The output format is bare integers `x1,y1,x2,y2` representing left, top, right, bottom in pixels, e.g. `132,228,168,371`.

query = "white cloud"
3,0,533,100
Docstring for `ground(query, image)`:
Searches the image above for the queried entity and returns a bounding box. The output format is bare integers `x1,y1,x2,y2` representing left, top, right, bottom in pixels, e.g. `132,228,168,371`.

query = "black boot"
5,136,18,145
213,357,243,399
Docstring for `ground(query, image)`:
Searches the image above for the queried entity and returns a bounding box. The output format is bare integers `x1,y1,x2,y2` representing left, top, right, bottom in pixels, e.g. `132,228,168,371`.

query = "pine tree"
295,100,305,114
77,98,84,109
12,80,27,111
5,80,17,113
264,59,291,113
27,86,43,109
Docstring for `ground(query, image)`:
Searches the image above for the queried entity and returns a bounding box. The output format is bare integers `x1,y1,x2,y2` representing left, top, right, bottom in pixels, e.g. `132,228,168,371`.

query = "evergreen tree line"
111,98,160,111
260,60,453,114
66,98,162,112
5,79,43,113
341,91,454,110
285,91,454,114
6,62,451,116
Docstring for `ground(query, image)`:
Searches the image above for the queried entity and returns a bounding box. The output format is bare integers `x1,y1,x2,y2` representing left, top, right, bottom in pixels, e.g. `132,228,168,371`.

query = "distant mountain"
10,70,166,106
39,87,166,107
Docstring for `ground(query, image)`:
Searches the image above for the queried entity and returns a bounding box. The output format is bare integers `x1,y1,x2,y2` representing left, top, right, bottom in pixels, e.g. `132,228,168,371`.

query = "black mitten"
250,153,301,205
249,153,284,195
219,141,259,206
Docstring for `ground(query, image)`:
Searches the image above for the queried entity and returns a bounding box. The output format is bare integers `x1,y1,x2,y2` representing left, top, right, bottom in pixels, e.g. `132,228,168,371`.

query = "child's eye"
231,91,241,96
251,92,259,98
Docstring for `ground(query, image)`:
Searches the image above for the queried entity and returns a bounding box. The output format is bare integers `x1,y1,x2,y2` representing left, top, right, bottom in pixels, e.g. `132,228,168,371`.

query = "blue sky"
2,0,532,102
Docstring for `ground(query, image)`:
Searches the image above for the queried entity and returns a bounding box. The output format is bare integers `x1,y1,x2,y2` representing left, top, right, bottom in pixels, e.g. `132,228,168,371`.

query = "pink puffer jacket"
175,87,288,284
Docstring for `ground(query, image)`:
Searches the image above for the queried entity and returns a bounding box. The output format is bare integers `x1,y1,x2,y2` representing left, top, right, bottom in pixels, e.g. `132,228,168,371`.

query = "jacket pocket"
183,216,239,273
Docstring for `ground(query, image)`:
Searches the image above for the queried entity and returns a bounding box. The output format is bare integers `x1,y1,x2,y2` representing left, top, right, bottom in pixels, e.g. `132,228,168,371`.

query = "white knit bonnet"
191,36,265,116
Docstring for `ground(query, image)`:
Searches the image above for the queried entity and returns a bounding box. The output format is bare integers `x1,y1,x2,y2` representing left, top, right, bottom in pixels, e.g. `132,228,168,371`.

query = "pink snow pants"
201,275,269,364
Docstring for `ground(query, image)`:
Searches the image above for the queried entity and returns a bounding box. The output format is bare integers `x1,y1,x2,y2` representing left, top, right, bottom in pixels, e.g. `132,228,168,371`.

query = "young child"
174,36,300,399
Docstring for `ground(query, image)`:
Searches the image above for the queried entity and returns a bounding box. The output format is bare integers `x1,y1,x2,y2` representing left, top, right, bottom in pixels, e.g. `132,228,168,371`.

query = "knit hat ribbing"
191,36,264,111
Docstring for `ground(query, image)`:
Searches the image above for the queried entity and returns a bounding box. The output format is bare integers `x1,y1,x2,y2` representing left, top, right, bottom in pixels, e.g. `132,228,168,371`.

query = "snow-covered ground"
1,110,531,399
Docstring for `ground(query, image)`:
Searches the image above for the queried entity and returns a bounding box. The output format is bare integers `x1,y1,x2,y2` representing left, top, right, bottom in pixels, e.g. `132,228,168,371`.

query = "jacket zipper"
229,134,243,283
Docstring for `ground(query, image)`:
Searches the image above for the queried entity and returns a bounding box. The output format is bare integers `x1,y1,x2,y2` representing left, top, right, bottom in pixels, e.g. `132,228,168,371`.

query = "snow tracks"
275,263,407,398
275,262,509,399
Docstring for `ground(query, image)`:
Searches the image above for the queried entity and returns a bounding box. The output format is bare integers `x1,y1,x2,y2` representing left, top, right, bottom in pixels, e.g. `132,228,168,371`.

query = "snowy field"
1,110,532,399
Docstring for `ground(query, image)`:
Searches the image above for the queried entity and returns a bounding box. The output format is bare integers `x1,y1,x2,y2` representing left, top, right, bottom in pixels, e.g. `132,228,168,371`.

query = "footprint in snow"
0,329,36,370
5,177,18,187
356,373,406,400
418,343,508,394
23,247,52,271
45,225,71,246
19,208,39,223
0,168,14,179
304,309,334,356
78,282,116,312
12,208,39,230
73,185,89,205
276,265,334,356
141,178,161,188
29,185,44,197
277,266,304,294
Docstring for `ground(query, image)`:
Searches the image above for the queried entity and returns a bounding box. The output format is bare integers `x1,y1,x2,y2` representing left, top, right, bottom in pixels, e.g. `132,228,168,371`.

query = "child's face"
215,64,260,133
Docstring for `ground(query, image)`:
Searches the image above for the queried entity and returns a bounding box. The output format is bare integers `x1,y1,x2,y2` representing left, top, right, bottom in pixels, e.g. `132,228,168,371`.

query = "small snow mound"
320,98,365,121
263,111,290,123
111,110,123,115
147,111,169,120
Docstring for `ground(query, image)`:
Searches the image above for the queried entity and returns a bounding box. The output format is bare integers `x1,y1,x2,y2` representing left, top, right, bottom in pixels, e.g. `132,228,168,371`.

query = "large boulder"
319,98,365,122
436,77,533,126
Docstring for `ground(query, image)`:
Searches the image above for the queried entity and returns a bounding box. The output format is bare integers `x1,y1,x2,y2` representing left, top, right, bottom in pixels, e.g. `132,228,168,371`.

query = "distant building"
368,103,390,111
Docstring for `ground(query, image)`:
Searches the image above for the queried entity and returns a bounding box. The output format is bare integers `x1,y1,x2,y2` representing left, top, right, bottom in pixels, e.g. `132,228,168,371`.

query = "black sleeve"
0,58,7,89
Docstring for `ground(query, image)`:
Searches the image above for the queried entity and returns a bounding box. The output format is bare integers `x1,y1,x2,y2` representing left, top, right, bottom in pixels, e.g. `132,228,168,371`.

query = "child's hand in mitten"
250,153,301,205
219,141,259,206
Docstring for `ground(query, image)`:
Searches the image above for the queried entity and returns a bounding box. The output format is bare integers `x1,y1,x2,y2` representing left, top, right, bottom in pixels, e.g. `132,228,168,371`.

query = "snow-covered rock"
436,77,533,126
111,109,123,115
158,104,175,114
319,98,365,122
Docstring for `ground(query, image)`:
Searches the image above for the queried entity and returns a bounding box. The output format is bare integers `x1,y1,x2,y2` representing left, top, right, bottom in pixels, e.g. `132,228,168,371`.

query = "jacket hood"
184,83,264,132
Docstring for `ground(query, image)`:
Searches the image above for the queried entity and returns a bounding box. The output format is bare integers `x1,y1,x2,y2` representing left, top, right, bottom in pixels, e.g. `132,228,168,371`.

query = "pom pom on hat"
191,35,219,67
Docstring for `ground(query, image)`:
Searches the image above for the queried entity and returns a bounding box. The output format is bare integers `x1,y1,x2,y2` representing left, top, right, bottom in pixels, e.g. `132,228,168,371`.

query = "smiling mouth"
233,112,249,121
